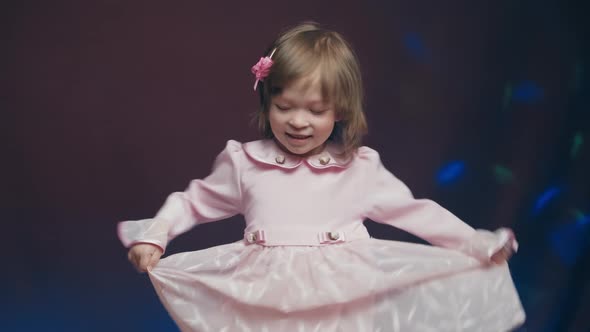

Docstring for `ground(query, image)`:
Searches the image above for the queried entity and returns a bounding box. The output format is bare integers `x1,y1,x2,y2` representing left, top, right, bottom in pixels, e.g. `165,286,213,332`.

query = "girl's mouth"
287,133,312,140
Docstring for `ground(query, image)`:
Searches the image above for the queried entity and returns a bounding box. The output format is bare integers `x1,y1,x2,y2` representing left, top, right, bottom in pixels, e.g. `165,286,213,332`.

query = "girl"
119,22,525,331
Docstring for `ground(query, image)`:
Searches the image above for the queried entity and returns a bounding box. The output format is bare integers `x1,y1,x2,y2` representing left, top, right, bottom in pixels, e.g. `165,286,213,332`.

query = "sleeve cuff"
458,227,518,262
117,218,169,254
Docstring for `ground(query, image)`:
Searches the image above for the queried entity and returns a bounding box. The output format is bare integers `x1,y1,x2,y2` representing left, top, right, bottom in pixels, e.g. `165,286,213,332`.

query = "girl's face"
269,75,337,157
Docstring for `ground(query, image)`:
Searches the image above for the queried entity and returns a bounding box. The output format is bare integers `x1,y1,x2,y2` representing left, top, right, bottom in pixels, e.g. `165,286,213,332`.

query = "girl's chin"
285,143,325,157
273,137,326,157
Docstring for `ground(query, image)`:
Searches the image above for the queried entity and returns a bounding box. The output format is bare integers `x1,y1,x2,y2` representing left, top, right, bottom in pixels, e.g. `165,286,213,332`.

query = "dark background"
4,0,589,331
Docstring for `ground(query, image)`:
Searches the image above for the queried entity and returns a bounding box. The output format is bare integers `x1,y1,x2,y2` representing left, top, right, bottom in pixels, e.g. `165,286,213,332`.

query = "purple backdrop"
4,0,589,331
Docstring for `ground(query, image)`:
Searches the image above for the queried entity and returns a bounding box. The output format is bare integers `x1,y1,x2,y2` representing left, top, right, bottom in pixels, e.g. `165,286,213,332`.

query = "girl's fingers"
138,251,152,272
127,244,163,273
491,247,513,264
128,250,141,270
147,249,163,272
491,253,501,264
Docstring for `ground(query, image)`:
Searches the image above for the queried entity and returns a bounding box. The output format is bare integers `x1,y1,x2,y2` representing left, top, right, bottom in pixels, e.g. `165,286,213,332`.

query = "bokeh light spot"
403,32,430,62
549,213,589,266
570,132,583,159
493,164,514,184
532,186,561,216
437,161,466,185
512,80,543,103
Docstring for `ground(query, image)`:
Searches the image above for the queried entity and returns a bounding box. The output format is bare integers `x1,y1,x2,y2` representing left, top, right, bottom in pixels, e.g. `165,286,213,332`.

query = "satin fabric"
118,139,525,331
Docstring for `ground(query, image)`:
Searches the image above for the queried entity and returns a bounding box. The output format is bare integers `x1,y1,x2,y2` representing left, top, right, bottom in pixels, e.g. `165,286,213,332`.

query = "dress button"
275,155,285,164
319,156,331,165
328,231,340,240
246,232,257,243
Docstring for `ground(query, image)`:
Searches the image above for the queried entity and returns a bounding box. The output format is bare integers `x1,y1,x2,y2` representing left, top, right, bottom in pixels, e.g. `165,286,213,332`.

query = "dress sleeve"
361,148,517,262
117,140,243,253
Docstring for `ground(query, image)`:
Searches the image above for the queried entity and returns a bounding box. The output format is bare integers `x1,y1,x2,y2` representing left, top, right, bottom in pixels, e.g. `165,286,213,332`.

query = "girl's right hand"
127,243,163,273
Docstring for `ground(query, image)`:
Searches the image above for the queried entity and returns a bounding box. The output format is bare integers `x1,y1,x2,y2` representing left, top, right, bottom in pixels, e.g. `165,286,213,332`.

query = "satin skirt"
148,239,525,332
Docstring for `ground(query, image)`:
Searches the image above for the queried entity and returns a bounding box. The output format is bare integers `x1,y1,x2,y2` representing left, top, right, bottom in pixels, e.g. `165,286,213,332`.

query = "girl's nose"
288,111,310,128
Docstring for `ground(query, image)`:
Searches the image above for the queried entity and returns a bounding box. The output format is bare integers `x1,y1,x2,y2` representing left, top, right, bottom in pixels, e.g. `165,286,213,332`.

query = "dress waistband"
243,227,371,246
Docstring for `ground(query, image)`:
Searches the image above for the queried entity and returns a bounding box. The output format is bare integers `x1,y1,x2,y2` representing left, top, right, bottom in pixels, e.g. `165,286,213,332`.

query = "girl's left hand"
490,243,514,264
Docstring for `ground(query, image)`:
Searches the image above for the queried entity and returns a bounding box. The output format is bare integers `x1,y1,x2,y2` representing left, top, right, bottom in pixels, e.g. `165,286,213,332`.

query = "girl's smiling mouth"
286,133,312,140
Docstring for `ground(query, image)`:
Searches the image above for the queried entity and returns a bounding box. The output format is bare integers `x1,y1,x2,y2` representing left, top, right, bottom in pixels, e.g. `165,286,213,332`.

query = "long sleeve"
117,140,243,253
361,148,517,262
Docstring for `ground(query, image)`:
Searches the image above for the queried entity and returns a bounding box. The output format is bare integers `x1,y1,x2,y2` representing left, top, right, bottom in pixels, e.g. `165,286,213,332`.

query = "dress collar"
242,139,352,170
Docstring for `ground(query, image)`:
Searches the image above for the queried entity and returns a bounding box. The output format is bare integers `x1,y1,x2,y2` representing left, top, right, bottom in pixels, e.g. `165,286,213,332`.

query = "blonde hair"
255,22,368,158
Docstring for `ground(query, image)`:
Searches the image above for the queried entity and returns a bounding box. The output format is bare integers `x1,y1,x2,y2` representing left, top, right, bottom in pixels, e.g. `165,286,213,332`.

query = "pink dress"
118,140,525,332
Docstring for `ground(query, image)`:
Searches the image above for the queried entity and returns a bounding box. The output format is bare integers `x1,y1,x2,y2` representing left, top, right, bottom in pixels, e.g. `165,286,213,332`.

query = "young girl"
119,22,525,331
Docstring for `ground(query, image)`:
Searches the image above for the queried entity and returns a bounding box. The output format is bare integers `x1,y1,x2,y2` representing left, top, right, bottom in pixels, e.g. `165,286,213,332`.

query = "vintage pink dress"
118,139,525,332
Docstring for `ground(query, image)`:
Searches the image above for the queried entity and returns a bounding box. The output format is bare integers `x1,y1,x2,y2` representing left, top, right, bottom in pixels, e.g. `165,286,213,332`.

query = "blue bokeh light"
549,214,590,266
437,161,466,185
532,186,562,216
403,32,430,62
512,80,543,103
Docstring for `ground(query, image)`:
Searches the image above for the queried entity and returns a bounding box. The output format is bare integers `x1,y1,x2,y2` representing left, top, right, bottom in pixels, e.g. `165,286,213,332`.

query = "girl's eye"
275,104,290,111
311,109,328,115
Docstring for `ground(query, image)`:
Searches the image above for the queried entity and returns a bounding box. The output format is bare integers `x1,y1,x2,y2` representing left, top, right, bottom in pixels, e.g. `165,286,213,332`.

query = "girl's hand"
490,242,514,265
127,243,163,273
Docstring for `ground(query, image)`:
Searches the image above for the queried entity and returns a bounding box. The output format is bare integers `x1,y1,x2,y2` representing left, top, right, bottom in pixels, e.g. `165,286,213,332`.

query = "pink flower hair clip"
251,48,276,91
